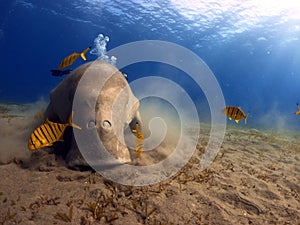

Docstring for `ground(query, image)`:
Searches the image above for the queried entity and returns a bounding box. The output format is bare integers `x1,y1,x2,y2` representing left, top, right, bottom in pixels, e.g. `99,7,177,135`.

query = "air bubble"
90,33,117,65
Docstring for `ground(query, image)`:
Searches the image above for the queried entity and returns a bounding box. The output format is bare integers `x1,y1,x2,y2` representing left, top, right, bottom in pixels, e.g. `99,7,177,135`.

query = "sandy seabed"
0,104,299,225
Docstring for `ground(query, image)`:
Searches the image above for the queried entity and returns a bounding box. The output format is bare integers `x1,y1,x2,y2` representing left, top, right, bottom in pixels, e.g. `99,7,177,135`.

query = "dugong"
44,60,142,169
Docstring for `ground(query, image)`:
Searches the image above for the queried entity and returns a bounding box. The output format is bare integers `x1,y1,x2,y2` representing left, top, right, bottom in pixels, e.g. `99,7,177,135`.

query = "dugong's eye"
102,120,112,129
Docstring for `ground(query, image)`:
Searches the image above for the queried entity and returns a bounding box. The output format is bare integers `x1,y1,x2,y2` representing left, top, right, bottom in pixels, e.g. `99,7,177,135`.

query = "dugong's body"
45,61,141,168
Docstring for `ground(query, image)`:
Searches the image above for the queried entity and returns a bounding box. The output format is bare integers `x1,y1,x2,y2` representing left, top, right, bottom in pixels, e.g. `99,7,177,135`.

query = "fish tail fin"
80,52,87,61
80,46,91,61
245,113,249,124
68,112,82,130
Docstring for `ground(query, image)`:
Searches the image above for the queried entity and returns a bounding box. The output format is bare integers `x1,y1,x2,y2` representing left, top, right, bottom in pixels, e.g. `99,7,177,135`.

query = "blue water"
1,0,300,130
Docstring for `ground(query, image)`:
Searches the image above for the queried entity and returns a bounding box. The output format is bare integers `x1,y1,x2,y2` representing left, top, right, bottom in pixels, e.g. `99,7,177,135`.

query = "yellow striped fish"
296,103,300,115
132,122,144,157
222,106,248,124
28,112,81,150
58,46,91,70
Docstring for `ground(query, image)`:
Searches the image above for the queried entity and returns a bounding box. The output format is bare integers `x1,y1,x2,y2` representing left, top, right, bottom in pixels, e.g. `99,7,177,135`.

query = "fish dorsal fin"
45,118,52,124
45,118,58,126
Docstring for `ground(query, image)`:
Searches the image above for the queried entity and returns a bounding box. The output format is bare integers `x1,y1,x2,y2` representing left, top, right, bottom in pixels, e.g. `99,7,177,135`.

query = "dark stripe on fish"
132,123,144,156
50,123,63,141
51,124,60,139
52,123,60,134
32,131,42,146
58,123,65,133
237,109,243,118
228,106,234,117
35,129,44,142
50,123,60,140
45,124,56,142
40,125,51,143
54,123,64,139
53,123,61,133
136,143,143,148
30,134,38,147
29,137,35,148
233,107,238,117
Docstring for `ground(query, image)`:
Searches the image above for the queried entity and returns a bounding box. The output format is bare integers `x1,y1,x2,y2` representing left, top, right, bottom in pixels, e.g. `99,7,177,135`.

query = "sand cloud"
0,99,47,164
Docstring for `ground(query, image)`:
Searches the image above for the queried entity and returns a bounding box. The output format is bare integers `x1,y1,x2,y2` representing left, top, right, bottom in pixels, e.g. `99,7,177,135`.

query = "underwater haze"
1,0,300,130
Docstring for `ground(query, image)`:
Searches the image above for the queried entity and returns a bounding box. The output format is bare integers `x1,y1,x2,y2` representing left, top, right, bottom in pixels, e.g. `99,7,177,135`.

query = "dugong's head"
45,60,141,169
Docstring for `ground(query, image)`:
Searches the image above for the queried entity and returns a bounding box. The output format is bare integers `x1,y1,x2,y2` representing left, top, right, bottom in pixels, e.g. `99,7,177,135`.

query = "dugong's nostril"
102,120,112,129
87,120,96,129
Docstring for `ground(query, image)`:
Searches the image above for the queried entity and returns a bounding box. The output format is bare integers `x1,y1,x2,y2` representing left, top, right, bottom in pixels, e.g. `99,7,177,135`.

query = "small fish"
58,46,91,70
222,106,248,124
50,69,72,77
296,103,300,115
132,122,144,157
28,112,81,150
